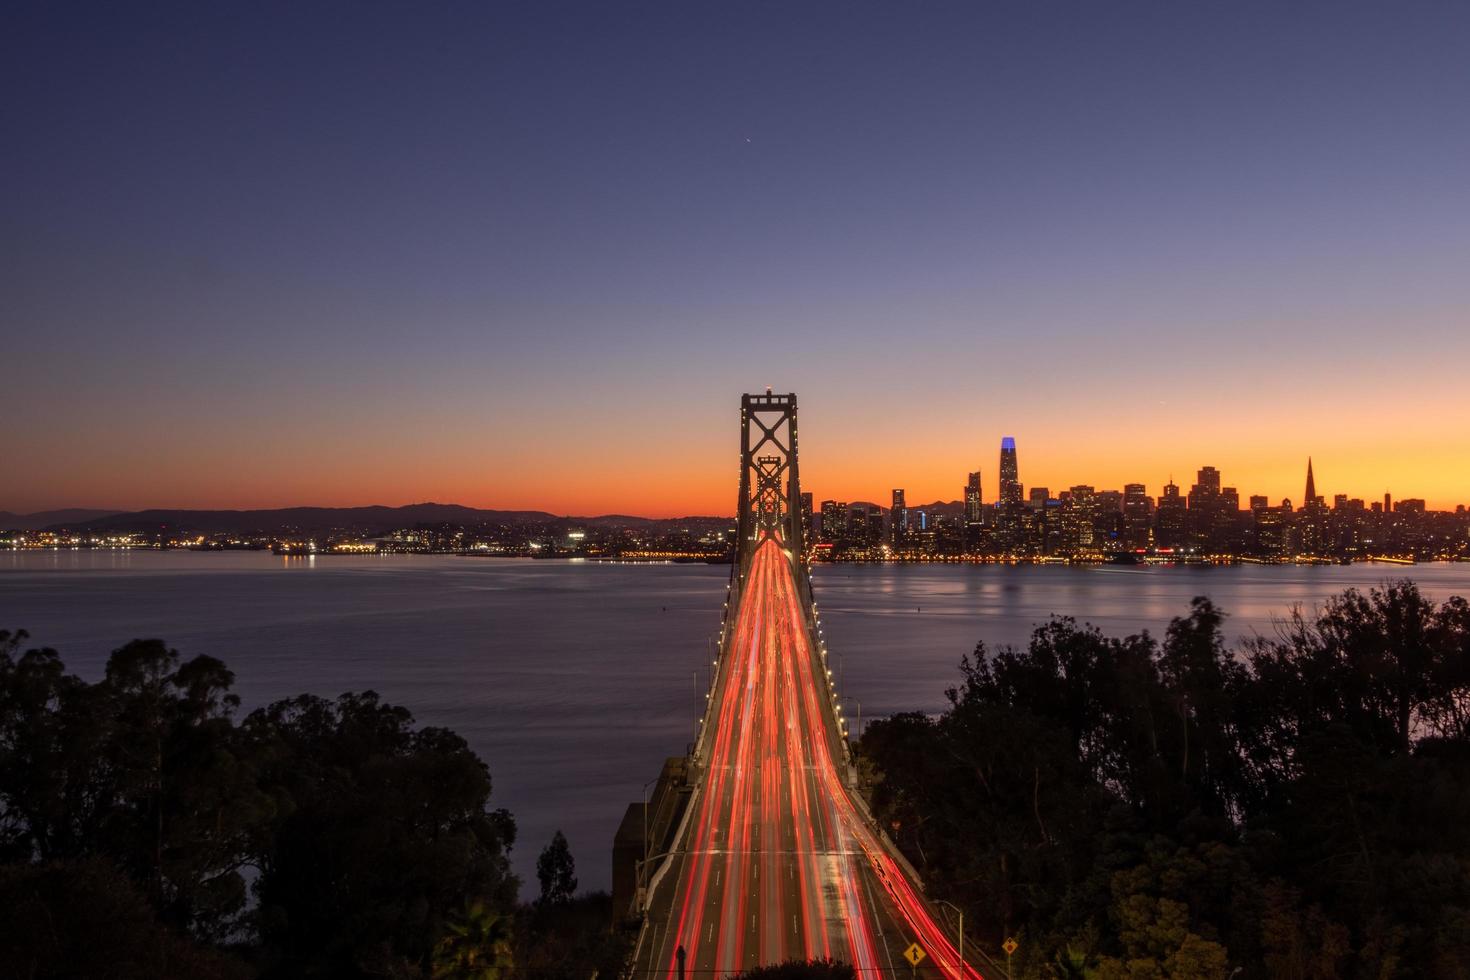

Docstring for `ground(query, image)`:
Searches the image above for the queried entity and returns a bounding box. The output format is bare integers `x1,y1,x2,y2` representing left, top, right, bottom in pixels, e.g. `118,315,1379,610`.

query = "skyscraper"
1299,458,1327,554
963,471,983,552
890,489,908,546
998,437,1021,506
819,500,845,545
1187,466,1223,550
1061,485,1097,550
1122,483,1152,549
1155,480,1188,548
995,437,1023,552
964,471,982,523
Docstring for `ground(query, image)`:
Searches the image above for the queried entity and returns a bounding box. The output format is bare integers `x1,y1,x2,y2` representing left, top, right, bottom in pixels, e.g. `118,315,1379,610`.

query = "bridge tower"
735,392,806,565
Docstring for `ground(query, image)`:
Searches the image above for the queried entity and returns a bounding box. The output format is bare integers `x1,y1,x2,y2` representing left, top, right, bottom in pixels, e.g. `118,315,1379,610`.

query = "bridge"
629,393,988,980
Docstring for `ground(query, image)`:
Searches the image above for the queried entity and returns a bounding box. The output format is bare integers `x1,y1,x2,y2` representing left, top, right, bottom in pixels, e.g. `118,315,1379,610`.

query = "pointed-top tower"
1305,457,1317,507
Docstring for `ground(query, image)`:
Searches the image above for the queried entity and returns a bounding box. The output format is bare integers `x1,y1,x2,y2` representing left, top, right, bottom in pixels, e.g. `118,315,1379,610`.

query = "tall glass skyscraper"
999,437,1022,506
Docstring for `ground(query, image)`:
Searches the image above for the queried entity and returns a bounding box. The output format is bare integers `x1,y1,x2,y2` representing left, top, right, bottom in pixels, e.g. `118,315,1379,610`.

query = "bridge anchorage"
622,393,992,980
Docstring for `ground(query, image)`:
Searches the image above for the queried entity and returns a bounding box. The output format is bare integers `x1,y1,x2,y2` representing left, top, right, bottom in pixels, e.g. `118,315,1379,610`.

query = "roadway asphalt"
636,538,986,980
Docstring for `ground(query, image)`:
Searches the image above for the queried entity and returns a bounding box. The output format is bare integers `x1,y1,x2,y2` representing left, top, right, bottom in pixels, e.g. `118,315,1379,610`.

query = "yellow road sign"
904,942,927,967
1002,937,1019,956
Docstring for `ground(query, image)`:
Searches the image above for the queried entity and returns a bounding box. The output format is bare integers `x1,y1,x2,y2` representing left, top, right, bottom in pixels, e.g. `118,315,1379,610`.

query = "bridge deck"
635,538,985,979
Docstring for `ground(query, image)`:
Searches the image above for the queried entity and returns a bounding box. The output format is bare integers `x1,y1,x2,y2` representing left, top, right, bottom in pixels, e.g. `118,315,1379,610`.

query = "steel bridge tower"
735,391,805,560
723,390,815,655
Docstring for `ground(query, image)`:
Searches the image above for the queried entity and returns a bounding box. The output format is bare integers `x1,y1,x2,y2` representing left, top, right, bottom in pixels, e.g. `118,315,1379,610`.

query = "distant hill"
0,509,123,530
911,499,966,516
41,503,733,536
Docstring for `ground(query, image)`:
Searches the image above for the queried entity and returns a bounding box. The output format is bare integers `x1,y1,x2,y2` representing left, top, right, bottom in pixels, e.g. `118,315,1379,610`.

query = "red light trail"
640,537,987,978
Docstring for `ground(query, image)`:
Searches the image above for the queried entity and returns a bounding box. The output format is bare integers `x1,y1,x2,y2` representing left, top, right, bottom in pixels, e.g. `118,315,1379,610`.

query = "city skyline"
6,432,1464,519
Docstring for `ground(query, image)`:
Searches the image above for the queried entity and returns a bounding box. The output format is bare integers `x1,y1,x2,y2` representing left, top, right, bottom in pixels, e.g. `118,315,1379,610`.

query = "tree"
0,632,267,941
0,858,249,979
432,899,514,980
536,829,578,906
729,959,856,980
859,583,1470,977
0,632,524,977
99,640,269,941
248,692,519,978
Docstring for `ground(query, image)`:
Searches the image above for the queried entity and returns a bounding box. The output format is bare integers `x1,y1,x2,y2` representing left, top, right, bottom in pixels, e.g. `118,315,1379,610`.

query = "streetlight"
838,696,862,740
934,899,964,978
635,849,675,915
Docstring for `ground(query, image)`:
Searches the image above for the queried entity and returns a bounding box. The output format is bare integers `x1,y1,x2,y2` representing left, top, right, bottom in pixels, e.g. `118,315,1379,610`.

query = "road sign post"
1002,937,1018,979
904,942,926,976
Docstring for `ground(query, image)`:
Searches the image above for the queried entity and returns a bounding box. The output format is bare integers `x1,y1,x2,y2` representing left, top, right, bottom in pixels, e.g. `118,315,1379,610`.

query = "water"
4,550,1469,892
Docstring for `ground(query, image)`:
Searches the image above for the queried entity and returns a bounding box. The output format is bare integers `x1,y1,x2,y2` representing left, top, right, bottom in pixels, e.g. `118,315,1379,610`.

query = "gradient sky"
5,1,1469,516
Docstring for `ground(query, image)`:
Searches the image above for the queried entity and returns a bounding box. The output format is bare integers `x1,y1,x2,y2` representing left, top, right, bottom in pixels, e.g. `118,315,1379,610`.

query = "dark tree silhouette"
729,959,856,980
0,630,521,979
860,581,1470,978
536,829,578,906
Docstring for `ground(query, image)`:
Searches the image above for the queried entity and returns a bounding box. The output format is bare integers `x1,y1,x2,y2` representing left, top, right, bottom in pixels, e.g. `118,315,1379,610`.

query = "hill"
0,509,123,530
42,503,732,536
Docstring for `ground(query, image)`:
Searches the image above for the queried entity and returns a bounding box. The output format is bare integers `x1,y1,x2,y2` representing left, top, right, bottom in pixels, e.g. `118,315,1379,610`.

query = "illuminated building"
1254,502,1291,557
963,471,983,550
964,472,982,523
890,489,908,546
820,500,845,545
998,437,1022,505
1299,458,1328,554
1122,483,1152,549
1060,485,1097,550
1187,466,1222,550
996,436,1023,550
1155,480,1188,548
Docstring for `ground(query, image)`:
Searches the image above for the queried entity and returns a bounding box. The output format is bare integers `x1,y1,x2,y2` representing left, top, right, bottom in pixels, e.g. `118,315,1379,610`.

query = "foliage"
516,888,635,980
432,899,514,980
0,857,251,979
536,829,578,906
858,581,1470,979
248,691,518,977
0,629,520,979
516,829,635,980
728,958,857,980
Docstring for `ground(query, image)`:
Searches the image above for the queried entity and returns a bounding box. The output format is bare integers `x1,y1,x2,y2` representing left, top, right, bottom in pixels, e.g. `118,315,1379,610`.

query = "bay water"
4,550,1468,891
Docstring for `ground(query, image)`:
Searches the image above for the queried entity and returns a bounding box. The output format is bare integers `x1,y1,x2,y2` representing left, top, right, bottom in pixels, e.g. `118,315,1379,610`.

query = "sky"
4,1,1469,516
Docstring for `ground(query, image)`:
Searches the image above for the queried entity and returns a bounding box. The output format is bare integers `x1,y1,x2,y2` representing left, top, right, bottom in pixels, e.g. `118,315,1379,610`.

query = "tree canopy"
0,630,519,978
859,581,1470,979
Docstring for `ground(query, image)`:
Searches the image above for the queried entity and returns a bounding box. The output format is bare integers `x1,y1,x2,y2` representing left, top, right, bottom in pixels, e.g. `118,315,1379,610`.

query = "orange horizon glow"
10,431,1468,518
8,363,1470,519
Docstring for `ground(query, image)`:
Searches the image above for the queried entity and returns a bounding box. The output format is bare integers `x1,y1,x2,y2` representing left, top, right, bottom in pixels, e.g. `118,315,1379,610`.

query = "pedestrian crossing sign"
904,943,926,967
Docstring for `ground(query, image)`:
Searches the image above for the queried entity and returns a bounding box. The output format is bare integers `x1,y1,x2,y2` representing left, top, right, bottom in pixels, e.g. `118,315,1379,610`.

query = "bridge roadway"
635,538,985,979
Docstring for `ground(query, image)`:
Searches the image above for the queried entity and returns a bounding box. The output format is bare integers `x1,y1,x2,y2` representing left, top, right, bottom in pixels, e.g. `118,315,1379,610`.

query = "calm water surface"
4,551,1469,891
